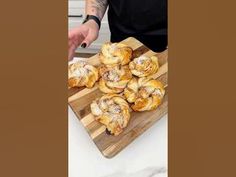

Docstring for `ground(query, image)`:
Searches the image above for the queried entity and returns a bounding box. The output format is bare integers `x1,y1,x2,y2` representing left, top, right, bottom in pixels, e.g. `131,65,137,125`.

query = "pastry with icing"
91,94,131,136
124,77,165,111
68,61,99,88
100,42,133,66
99,64,132,93
129,55,159,77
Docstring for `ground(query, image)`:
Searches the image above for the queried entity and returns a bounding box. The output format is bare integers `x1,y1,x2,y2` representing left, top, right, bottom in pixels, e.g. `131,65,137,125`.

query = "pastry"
99,64,132,93
129,55,159,77
100,42,133,66
124,77,165,111
90,94,131,136
68,61,99,88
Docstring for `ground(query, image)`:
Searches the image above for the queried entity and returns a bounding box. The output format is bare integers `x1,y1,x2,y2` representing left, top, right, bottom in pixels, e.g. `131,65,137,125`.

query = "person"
68,0,167,60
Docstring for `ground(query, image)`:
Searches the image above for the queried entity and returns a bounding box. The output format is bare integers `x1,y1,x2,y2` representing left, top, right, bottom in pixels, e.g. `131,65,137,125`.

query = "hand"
68,20,99,60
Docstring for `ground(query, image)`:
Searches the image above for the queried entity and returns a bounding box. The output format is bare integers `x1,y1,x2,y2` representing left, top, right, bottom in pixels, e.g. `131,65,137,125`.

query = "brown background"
0,1,68,177
0,0,236,177
169,0,236,176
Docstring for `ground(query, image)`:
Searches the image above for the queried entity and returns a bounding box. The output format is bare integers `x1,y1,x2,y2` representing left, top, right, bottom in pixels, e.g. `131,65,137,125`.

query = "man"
68,0,167,60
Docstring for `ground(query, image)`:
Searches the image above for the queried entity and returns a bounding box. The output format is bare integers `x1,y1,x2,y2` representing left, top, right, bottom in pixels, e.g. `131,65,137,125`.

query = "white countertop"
69,106,168,177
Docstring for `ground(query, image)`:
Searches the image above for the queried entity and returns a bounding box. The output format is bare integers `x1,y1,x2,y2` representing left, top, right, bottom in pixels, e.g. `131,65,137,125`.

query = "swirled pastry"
68,61,99,88
124,77,165,111
129,55,159,77
90,94,131,136
99,65,132,93
100,42,133,66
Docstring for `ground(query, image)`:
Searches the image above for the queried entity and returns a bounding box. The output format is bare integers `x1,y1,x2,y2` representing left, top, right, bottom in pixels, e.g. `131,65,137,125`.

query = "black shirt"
108,0,167,52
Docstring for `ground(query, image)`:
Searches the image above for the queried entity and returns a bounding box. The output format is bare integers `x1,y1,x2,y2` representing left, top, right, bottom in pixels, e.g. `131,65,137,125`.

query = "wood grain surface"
68,37,168,158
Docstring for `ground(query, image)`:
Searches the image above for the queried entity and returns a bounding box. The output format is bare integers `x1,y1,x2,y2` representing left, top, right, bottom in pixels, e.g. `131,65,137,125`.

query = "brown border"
1,0,236,177
169,0,236,176
0,1,68,177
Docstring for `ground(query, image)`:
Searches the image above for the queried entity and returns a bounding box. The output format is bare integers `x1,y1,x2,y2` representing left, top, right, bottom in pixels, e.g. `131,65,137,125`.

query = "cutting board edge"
100,109,168,159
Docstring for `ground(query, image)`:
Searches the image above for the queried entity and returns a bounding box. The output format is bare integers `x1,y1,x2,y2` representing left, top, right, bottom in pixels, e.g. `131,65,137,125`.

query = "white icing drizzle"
135,56,148,65
91,102,103,116
103,69,120,82
153,89,164,97
109,104,121,114
72,67,88,77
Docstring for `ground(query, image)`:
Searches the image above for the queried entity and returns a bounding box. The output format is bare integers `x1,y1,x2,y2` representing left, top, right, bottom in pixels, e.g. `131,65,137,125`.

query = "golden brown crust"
68,61,99,88
129,55,159,77
124,77,165,111
90,94,131,136
100,42,133,66
98,65,132,93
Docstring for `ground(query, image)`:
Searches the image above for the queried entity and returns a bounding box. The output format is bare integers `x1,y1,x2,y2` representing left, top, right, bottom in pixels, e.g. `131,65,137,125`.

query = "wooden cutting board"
68,37,168,158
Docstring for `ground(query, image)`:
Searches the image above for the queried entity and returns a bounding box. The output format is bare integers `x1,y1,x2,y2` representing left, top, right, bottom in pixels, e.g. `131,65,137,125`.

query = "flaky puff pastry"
90,94,131,136
129,55,159,77
68,61,99,88
124,77,165,111
99,65,132,93
99,42,133,66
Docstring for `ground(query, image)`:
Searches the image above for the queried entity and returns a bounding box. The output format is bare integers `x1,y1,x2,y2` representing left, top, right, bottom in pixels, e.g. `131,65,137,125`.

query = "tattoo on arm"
86,0,108,20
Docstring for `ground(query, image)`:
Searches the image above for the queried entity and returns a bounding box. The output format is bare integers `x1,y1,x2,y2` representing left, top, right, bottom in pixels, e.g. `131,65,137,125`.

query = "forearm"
85,0,108,21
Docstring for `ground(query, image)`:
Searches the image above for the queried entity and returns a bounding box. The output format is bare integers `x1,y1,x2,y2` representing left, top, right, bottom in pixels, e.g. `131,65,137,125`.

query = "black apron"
107,0,167,52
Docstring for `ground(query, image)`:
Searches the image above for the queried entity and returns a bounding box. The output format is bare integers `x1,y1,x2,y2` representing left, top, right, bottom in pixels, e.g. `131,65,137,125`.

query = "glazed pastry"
99,65,132,93
124,77,165,111
68,61,99,88
90,94,131,136
129,55,159,77
100,42,133,66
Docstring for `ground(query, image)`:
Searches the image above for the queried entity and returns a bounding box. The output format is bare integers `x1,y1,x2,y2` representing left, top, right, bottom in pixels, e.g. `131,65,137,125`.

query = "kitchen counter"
69,57,168,177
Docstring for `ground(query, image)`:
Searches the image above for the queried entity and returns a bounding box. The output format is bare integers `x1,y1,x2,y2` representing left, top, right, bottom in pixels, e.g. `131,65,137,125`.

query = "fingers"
69,29,84,46
68,37,80,60
68,43,76,60
68,28,85,60
68,36,76,60
81,29,98,48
